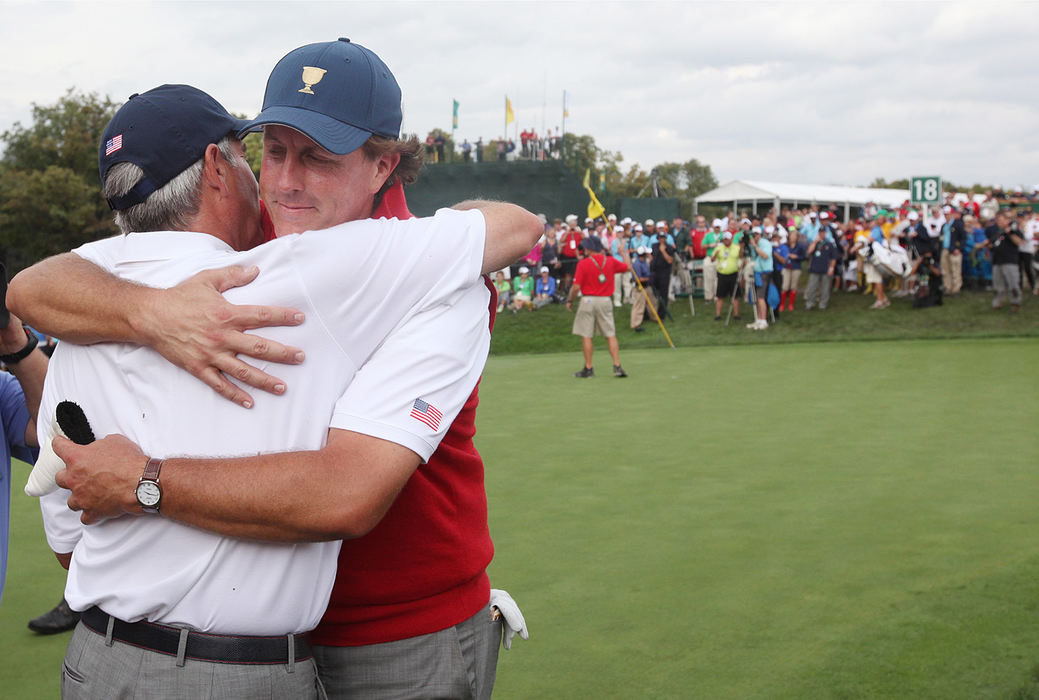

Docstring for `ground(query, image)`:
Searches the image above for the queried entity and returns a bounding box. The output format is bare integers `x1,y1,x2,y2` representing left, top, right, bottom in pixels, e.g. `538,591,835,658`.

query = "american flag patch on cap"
410,398,442,431
105,134,123,156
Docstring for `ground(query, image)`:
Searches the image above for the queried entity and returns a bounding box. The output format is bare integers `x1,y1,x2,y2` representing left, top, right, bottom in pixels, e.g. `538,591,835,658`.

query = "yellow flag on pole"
505,97,515,126
583,169,605,221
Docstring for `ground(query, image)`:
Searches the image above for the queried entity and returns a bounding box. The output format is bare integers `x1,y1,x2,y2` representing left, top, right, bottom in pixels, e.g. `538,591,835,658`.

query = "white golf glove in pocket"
490,588,528,650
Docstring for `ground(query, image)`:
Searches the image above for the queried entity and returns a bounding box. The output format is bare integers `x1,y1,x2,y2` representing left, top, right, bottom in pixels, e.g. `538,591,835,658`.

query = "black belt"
81,606,312,665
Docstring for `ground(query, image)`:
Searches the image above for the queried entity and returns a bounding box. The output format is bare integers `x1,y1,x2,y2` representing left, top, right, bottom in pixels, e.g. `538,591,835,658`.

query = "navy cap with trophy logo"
98,84,249,211
239,38,402,155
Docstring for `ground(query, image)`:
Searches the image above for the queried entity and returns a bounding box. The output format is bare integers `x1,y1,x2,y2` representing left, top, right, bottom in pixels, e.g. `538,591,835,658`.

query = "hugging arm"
9,254,306,408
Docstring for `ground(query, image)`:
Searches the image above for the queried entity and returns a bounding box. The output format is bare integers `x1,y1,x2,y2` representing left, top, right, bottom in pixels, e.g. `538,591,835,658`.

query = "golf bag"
863,241,911,279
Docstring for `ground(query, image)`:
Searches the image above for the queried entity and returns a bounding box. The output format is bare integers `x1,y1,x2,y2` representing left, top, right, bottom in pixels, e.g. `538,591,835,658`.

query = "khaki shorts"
864,262,882,284
572,296,616,338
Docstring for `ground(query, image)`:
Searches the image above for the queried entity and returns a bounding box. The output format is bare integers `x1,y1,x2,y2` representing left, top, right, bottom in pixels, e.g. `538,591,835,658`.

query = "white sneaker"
756,319,769,330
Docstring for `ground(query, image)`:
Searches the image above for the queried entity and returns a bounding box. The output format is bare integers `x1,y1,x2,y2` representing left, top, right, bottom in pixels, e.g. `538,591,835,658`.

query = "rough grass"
490,286,1039,356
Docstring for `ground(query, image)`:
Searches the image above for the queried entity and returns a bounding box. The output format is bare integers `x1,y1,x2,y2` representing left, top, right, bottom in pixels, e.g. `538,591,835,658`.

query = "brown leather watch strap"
143,457,163,483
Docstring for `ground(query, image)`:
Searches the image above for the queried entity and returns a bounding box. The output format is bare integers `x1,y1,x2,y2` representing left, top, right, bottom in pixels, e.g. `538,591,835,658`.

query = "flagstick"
561,90,568,161
541,70,547,138
629,258,676,348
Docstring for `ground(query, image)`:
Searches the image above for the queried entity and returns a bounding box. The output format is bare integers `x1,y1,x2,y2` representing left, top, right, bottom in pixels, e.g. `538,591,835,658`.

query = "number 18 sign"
910,176,942,205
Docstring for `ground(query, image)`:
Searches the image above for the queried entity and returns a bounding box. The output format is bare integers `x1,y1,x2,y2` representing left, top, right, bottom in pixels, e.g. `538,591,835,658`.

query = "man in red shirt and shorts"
566,236,631,378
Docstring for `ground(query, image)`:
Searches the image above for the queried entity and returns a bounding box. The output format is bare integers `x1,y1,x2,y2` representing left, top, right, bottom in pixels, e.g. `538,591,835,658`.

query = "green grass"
490,287,1039,355
1,459,70,698
2,336,1038,698
480,339,1039,698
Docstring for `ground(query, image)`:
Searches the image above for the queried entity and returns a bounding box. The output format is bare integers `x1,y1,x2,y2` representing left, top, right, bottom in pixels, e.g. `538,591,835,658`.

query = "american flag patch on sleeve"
105,134,123,156
410,398,443,431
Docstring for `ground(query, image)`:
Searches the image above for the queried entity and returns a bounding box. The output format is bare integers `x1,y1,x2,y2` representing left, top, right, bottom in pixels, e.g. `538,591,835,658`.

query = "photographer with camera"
650,230,676,321
978,211,1023,310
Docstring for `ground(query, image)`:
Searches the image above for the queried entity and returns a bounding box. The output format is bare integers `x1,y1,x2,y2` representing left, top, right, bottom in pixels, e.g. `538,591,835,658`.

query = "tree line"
0,90,719,275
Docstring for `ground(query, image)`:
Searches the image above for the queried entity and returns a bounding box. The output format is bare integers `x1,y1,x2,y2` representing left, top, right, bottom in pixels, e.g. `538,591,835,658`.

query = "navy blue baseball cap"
579,237,604,253
99,84,249,210
239,38,402,155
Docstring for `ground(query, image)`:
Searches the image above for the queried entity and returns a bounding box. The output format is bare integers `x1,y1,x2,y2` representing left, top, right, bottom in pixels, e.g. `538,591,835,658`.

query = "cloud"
1,1,1035,189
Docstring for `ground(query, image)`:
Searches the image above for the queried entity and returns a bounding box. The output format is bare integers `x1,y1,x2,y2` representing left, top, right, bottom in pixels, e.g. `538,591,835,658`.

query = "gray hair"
103,137,243,234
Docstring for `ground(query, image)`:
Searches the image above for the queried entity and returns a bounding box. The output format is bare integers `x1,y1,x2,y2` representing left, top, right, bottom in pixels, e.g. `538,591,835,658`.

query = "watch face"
136,481,161,507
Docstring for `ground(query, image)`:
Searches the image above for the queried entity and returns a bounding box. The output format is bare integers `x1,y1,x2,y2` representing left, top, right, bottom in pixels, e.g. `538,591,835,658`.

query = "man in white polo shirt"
31,84,539,698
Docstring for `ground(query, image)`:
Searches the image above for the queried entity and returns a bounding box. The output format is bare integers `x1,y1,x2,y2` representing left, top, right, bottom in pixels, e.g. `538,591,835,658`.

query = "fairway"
2,338,1038,698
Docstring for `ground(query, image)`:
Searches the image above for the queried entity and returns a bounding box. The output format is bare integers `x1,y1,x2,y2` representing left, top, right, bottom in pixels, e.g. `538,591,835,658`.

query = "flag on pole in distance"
505,97,515,126
452,99,459,129
583,169,605,221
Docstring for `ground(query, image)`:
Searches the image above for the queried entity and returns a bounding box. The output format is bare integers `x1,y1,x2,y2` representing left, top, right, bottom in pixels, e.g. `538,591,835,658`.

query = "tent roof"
695,180,909,209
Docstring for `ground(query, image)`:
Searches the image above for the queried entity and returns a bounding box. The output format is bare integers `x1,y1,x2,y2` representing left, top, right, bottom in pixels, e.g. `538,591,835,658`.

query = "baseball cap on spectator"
621,217,632,225
752,226,763,235
907,211,920,220
518,266,529,274
634,223,644,232
565,214,578,224
655,221,667,229
942,205,952,214
539,266,549,274
240,38,402,155
819,212,830,220
809,211,818,218
608,213,617,221
711,219,723,228
99,84,250,210
722,231,733,240
579,237,603,253
645,219,655,228
585,217,593,224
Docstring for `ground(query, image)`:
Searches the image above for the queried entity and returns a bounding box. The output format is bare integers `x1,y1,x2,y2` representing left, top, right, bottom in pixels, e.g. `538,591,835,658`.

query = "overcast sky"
2,1,1036,190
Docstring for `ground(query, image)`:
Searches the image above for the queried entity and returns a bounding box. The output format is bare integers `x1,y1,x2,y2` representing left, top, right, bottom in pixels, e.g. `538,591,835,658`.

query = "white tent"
694,180,909,220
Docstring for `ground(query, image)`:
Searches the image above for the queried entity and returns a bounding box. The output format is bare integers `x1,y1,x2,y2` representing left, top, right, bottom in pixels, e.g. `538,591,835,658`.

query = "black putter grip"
55,401,96,445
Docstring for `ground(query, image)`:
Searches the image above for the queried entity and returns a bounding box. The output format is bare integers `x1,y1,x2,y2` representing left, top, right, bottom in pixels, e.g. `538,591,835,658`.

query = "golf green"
2,338,1037,698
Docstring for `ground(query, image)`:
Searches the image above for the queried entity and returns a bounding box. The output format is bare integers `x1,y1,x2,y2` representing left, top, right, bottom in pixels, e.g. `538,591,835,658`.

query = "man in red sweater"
11,39,528,699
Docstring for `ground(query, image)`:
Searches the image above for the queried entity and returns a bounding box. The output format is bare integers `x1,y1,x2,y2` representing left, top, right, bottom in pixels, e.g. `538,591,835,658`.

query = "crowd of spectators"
498,191,1039,327
426,128,567,164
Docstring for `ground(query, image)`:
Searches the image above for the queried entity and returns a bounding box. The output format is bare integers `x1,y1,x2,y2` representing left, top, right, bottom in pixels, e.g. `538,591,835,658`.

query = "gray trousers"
61,622,323,699
313,604,502,700
805,272,832,309
992,263,1021,307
